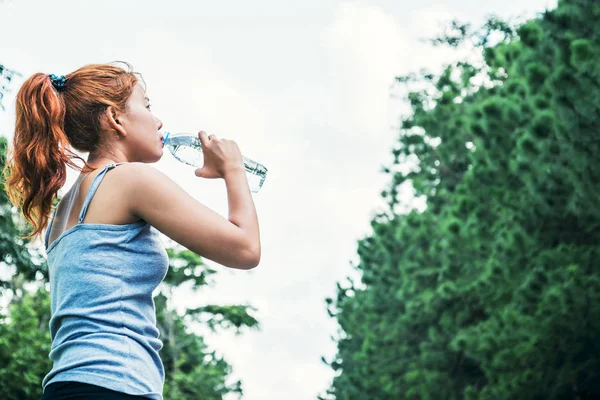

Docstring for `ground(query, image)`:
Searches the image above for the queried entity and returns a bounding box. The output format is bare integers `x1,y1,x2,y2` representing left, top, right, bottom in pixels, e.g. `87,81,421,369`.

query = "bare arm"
223,168,261,263
124,162,261,270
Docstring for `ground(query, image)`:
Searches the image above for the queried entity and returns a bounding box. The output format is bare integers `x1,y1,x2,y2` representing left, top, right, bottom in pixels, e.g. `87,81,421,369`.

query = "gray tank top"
41,162,169,399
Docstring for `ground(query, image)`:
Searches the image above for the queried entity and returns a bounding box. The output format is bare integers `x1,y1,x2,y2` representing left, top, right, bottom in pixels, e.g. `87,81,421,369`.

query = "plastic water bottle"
163,132,268,193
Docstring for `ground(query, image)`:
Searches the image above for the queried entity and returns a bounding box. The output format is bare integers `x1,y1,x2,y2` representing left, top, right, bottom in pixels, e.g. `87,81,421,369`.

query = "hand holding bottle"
194,131,245,180
163,130,268,192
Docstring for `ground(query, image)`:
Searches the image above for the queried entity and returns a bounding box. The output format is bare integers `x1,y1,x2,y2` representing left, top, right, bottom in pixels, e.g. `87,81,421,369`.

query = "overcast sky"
0,0,556,399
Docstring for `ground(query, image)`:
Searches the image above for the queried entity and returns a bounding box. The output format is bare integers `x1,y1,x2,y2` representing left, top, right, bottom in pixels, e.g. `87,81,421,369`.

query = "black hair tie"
49,74,67,91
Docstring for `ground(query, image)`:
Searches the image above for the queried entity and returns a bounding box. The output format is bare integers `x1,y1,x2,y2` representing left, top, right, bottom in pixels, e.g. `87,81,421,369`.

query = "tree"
323,0,600,398
0,64,21,111
0,288,52,399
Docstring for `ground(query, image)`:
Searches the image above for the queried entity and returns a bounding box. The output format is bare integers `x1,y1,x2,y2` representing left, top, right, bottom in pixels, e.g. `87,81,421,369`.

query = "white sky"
0,0,556,399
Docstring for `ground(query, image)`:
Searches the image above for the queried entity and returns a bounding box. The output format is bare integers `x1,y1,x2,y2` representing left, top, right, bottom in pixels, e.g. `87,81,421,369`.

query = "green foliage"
0,63,21,111
161,246,259,335
324,0,600,399
0,289,52,400
156,294,245,400
518,21,544,47
157,245,260,399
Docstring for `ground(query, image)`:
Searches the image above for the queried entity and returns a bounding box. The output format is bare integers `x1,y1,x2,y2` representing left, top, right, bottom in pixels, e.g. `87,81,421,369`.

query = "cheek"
145,111,157,125
133,110,153,128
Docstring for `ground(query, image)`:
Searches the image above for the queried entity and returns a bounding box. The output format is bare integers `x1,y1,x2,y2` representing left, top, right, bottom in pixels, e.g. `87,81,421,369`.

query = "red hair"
2,62,141,240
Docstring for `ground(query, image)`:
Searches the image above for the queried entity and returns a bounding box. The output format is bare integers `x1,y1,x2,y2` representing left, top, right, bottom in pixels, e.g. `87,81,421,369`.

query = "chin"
141,153,163,164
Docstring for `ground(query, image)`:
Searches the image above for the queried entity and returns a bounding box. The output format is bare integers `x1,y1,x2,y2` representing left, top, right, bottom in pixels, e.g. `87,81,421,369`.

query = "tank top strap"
44,207,58,249
78,162,126,223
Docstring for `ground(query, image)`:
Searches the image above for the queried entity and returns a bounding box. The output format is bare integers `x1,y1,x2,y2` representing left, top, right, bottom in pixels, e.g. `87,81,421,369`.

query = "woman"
3,62,261,399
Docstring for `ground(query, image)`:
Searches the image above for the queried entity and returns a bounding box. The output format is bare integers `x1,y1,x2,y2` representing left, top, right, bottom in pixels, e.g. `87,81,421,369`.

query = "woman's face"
119,82,164,162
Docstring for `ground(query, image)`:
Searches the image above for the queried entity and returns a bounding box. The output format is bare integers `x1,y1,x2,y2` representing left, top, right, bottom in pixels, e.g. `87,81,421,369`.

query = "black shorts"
41,381,151,399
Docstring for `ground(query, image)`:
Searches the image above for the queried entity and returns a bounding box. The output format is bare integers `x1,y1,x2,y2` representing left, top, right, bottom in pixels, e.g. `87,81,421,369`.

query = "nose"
156,117,163,131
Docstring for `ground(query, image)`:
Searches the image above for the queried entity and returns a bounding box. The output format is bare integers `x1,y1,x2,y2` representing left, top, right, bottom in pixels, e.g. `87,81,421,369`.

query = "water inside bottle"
165,136,204,168
164,134,267,193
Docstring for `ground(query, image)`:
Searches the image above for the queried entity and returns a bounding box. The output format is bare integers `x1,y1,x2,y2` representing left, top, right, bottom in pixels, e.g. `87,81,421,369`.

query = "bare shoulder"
113,161,180,213
114,161,162,180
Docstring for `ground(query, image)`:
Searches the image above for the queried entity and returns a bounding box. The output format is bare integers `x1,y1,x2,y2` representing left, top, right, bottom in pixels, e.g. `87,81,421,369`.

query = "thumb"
194,167,207,178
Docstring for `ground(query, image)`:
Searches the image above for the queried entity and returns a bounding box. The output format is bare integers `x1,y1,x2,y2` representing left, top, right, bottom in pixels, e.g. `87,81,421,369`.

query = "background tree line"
323,0,600,398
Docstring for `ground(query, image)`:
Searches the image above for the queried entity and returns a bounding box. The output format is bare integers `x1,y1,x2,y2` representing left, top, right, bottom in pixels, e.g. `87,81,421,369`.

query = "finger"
198,131,208,146
194,167,206,178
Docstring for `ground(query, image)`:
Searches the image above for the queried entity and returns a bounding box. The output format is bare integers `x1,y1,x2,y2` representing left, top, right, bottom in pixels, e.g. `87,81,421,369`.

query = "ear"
104,106,127,138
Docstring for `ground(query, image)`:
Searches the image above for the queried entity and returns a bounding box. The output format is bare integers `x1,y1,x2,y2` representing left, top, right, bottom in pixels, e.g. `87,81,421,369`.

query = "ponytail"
2,73,88,240
2,62,139,241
